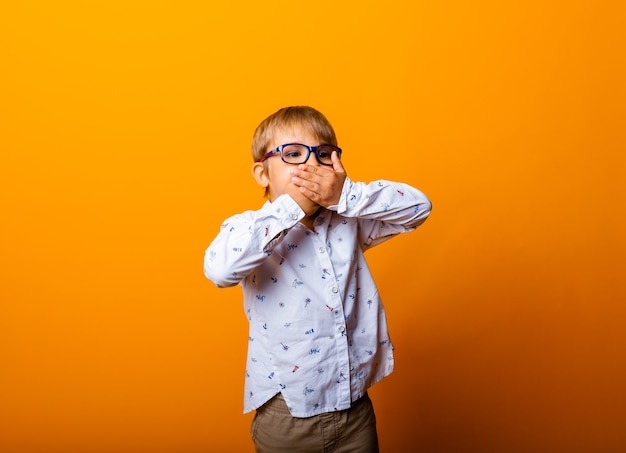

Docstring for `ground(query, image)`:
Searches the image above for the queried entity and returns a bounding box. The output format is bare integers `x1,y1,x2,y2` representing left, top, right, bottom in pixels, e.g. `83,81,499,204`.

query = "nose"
306,149,321,166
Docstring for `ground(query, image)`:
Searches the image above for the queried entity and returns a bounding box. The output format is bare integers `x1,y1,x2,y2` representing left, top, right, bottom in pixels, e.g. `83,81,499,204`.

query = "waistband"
260,392,370,416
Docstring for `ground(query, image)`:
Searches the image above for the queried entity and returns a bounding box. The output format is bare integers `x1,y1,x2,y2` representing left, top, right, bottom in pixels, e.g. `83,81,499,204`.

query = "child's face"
254,126,322,207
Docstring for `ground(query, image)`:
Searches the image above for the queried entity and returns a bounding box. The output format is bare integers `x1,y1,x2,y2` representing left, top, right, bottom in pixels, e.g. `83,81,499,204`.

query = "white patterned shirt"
204,177,431,417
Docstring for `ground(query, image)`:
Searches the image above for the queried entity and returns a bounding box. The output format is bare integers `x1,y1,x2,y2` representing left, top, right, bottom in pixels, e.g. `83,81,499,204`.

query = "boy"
204,106,431,452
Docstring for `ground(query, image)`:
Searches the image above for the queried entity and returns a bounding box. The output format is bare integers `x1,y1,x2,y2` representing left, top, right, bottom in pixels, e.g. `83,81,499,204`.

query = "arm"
290,151,431,249
337,177,432,249
203,195,304,287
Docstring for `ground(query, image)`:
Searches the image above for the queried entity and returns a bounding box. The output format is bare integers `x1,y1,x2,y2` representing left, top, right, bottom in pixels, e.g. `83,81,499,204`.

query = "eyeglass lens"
282,145,337,165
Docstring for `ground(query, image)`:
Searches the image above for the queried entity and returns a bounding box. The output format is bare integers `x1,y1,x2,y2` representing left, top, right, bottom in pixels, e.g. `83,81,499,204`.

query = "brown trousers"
251,393,379,453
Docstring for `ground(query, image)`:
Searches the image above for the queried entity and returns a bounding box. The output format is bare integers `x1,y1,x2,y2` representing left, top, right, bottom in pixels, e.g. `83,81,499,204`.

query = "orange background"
1,1,625,452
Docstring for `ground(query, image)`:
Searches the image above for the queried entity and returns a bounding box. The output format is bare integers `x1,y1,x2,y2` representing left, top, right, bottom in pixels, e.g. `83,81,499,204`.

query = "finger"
298,185,321,203
331,151,345,173
294,165,328,182
296,163,323,175
291,175,319,191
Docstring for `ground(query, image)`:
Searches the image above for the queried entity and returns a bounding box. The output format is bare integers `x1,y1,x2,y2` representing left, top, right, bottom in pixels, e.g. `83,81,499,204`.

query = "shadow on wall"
370,247,625,453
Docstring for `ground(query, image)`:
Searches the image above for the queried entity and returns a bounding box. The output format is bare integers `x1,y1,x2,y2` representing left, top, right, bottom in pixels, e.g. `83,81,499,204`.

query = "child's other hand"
290,151,347,209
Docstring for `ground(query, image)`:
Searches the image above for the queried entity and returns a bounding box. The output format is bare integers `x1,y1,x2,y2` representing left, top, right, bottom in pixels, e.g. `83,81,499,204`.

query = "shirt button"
319,247,325,254
331,287,338,294
291,213,298,220
338,326,346,333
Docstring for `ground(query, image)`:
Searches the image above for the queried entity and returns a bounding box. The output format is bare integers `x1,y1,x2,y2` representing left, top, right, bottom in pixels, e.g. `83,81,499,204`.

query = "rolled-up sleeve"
204,195,304,287
336,177,431,249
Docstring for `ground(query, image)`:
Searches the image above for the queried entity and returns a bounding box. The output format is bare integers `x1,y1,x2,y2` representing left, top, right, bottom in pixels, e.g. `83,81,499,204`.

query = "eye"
282,145,305,160
317,150,332,159
317,146,336,159
285,150,303,158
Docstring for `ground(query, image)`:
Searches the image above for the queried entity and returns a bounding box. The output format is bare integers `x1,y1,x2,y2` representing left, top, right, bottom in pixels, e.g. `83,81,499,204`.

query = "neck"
301,208,321,229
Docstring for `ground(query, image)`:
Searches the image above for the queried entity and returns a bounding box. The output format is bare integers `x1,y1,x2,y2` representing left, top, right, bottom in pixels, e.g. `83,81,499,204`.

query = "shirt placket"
312,229,351,409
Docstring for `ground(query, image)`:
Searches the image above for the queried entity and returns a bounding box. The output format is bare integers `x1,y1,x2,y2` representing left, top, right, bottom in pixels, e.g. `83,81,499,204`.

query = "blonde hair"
251,106,338,162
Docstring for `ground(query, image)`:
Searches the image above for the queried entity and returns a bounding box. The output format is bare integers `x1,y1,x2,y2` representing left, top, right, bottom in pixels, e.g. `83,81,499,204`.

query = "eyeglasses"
259,143,342,166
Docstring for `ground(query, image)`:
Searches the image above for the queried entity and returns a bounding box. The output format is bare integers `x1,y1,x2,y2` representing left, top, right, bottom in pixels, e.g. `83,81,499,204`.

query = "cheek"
267,168,297,196
270,167,294,185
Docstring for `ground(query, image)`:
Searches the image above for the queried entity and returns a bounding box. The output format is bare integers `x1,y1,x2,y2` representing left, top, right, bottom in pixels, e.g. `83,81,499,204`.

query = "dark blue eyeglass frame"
258,143,342,166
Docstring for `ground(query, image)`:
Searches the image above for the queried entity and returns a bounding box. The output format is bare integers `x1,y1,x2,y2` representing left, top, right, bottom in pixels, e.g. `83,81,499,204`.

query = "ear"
251,162,269,188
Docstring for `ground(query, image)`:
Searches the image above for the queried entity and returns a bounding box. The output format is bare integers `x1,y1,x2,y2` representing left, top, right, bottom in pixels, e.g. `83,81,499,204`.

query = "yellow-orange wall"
2,1,624,452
